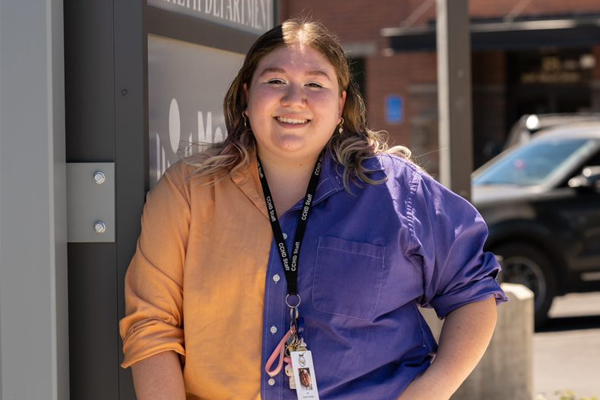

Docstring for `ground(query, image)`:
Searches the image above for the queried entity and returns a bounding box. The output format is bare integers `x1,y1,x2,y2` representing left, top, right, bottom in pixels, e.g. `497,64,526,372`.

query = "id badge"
290,350,320,400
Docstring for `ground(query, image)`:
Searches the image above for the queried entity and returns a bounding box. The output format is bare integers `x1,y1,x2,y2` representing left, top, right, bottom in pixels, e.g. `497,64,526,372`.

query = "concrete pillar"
0,0,69,399
421,283,534,400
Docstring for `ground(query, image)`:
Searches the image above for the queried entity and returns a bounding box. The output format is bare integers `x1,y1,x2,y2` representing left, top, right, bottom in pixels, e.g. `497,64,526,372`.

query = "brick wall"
366,53,433,147
280,0,410,44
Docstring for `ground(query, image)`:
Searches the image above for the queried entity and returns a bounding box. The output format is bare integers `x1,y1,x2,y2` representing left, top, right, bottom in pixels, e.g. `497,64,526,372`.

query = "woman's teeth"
276,117,308,124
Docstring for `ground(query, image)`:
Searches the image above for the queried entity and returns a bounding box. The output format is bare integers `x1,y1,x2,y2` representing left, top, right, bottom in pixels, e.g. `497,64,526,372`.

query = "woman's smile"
274,116,311,130
275,116,310,125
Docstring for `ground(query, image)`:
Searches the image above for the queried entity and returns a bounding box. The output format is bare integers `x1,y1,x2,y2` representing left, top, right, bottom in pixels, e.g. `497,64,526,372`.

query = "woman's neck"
257,152,321,216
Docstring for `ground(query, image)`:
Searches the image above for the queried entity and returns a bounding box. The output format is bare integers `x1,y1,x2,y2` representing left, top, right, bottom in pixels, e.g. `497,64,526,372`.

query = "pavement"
534,292,600,400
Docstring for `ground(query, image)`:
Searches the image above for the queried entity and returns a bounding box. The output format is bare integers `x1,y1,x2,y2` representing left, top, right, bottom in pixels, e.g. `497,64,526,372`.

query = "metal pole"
0,0,69,398
436,0,473,200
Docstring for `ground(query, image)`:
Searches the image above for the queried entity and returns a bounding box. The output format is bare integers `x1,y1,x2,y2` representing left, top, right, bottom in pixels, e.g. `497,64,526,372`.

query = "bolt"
93,171,106,184
94,221,107,234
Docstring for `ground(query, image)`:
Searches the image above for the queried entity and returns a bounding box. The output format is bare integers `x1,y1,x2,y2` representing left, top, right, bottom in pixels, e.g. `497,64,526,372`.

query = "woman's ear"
339,90,347,120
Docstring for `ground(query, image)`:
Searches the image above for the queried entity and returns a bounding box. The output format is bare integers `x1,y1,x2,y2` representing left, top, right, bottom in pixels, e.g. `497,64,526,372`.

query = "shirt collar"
301,150,344,208
230,156,268,219
230,150,344,218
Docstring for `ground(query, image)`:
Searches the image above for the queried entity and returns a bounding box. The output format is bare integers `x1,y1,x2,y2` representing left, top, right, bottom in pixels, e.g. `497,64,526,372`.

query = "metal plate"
67,163,115,242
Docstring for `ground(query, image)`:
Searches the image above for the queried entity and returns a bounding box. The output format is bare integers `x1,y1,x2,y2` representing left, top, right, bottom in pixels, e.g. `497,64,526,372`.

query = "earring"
243,112,248,129
338,117,344,134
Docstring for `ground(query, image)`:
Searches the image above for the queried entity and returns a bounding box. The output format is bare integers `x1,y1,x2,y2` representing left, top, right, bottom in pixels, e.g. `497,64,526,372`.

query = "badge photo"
291,351,320,400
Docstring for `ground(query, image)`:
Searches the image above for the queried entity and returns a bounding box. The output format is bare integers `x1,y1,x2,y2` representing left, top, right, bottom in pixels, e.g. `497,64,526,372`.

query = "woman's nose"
281,84,306,107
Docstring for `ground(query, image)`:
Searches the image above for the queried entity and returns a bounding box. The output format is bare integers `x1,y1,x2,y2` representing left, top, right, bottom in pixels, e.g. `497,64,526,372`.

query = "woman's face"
244,45,346,165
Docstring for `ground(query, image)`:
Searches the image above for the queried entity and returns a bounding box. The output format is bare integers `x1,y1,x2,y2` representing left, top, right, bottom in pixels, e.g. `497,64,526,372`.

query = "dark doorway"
506,48,594,130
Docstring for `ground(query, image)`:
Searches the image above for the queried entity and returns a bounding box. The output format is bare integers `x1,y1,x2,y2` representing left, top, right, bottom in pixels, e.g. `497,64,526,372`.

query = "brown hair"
188,17,412,189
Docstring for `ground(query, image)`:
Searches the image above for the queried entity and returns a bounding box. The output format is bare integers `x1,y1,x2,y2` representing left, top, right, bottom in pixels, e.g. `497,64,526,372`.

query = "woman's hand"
131,351,186,400
397,297,498,400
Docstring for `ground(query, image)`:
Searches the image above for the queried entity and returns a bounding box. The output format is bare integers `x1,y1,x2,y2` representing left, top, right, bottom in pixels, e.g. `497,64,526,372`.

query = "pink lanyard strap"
265,328,293,377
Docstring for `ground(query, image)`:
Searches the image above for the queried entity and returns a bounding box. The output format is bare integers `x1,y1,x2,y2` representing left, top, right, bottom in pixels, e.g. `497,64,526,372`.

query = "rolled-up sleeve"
119,164,191,368
407,171,507,319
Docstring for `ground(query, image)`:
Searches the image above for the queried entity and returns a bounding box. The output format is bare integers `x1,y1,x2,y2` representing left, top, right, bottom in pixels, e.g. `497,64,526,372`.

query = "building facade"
280,0,600,174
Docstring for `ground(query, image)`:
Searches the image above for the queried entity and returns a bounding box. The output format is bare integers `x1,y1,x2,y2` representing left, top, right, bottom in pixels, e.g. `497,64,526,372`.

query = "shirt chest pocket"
312,237,386,321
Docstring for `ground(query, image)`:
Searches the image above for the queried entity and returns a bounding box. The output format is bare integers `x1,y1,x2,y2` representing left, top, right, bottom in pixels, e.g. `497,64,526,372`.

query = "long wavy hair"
187,17,412,190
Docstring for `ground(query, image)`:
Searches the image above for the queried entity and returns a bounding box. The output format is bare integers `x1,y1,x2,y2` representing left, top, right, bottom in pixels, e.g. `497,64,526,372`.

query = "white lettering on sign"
150,0,273,33
147,35,244,188
152,97,226,183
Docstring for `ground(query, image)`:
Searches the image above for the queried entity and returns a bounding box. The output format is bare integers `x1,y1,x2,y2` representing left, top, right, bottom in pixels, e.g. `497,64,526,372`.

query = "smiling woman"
120,17,506,400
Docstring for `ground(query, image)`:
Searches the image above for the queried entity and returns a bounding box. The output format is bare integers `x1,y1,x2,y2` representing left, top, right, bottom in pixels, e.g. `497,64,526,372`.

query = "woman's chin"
271,139,311,155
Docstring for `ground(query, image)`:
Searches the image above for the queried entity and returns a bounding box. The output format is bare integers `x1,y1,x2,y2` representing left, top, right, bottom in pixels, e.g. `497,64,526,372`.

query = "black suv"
472,122,600,326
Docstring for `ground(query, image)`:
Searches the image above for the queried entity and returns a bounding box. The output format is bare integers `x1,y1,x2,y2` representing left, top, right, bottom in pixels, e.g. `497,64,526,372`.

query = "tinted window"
473,138,597,186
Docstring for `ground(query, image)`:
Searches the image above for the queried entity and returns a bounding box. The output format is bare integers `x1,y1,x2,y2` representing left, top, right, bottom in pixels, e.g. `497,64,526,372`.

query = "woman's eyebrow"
306,70,332,81
259,67,286,77
259,67,332,81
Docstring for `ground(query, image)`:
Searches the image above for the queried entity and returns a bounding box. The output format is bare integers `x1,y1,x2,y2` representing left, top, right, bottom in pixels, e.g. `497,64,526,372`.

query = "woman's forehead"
254,45,337,79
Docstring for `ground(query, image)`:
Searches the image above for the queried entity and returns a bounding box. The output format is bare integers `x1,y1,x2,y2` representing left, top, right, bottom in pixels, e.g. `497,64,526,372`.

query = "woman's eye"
267,79,286,85
306,82,324,88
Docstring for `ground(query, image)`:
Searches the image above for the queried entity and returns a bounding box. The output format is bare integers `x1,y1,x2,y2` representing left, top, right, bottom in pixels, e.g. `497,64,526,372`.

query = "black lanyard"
256,151,324,297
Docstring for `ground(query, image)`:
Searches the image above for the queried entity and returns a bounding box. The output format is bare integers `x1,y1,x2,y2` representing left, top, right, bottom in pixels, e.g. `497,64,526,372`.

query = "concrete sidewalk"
534,292,600,399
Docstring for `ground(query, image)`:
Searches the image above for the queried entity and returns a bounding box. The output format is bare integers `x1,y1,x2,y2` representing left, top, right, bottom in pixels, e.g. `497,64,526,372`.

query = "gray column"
0,0,69,399
436,0,473,200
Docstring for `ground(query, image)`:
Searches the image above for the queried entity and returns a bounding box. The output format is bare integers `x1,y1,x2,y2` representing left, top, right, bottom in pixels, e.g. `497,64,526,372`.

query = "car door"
533,149,600,282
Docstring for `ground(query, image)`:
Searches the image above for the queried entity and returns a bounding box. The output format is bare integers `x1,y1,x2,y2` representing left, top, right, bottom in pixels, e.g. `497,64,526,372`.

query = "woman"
120,18,507,400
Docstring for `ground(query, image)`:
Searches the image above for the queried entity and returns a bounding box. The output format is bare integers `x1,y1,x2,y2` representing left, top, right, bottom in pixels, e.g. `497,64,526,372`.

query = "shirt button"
282,232,288,239
268,378,275,386
273,274,281,283
270,325,278,334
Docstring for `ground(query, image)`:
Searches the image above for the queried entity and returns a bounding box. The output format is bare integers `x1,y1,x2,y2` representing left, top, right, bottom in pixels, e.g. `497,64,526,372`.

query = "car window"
583,149,600,168
473,138,597,186
558,147,600,187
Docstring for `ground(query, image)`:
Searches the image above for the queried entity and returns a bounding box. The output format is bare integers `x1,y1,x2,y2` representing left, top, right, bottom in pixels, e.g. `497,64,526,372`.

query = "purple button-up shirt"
260,152,507,400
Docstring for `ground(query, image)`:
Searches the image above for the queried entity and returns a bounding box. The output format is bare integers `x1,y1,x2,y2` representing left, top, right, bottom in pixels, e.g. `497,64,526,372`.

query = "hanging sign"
148,0,275,34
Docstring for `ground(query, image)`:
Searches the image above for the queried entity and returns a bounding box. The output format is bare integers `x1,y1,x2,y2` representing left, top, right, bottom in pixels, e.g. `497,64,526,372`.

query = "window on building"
348,57,367,103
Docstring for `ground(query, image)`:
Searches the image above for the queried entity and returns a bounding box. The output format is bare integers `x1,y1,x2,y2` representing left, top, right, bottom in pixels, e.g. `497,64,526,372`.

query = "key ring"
285,293,302,308
286,294,301,333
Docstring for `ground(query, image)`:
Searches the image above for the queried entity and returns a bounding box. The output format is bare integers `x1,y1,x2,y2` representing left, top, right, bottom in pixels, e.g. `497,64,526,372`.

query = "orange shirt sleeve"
119,163,191,368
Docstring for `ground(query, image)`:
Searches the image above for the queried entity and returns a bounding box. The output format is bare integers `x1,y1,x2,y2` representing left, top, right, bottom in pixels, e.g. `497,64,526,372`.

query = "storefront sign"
148,0,274,34
520,54,594,85
148,34,244,187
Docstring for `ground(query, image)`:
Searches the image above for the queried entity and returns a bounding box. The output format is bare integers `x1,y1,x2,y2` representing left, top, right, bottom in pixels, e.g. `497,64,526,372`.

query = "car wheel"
493,243,557,327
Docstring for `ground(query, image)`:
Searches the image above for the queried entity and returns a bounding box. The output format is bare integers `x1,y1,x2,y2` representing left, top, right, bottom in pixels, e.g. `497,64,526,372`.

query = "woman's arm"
398,297,498,400
131,351,186,400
